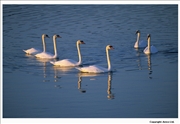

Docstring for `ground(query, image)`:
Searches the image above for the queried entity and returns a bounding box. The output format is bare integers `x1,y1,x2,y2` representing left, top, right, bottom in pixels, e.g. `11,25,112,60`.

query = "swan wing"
134,41,139,48
151,45,158,53
139,40,147,47
50,59,78,67
144,45,158,54
134,40,147,48
144,47,148,53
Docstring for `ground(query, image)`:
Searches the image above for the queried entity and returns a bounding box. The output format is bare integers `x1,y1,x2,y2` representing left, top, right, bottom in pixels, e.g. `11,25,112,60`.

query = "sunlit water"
3,5,178,118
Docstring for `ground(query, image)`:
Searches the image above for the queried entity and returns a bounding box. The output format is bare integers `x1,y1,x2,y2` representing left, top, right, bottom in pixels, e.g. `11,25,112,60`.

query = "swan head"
135,30,140,34
106,45,114,50
147,34,151,40
77,40,85,44
42,34,49,38
53,34,61,39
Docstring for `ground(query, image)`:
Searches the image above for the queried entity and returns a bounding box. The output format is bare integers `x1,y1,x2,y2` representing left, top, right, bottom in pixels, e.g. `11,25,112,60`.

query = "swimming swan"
23,34,49,55
35,34,61,59
76,45,114,73
50,40,85,66
134,30,147,48
143,34,158,54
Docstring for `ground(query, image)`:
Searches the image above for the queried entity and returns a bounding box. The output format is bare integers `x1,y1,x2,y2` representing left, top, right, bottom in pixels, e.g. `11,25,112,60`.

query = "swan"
35,34,61,59
134,30,147,48
50,40,85,66
23,34,49,55
143,34,158,54
76,45,114,73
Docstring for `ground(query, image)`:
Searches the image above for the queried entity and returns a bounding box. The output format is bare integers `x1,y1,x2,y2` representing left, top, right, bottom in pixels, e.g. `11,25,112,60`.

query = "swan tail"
50,61,55,65
76,67,85,72
23,50,27,53
75,67,81,71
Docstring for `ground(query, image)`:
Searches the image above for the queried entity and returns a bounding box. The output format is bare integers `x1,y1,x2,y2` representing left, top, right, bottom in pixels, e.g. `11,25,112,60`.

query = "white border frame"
1,1,179,124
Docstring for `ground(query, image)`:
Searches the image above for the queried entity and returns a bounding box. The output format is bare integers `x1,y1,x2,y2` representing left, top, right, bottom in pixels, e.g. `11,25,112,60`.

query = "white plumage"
76,45,114,73
144,34,158,54
35,34,61,59
134,30,147,48
50,40,85,66
23,34,49,55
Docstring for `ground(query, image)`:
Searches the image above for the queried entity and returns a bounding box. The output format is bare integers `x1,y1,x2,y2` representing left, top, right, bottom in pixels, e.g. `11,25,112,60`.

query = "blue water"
3,5,178,118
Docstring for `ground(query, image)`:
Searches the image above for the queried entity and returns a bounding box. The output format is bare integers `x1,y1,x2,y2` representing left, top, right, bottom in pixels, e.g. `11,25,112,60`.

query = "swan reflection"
52,66,62,82
36,58,61,82
36,57,53,63
136,50,153,79
107,73,114,100
53,66,74,72
77,76,86,93
147,54,152,79
135,49,142,70
37,61,49,82
52,66,75,83
77,72,114,99
77,73,101,93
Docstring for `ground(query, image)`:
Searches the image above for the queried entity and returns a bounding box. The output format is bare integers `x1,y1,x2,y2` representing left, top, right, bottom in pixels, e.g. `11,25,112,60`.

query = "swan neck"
42,36,46,52
148,37,151,53
77,42,82,65
106,48,111,71
53,37,58,58
137,33,140,43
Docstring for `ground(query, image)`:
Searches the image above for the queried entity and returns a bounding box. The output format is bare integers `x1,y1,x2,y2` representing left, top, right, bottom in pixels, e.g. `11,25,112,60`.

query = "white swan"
23,34,49,55
76,45,114,73
134,30,147,48
35,34,61,59
144,34,158,54
50,40,85,66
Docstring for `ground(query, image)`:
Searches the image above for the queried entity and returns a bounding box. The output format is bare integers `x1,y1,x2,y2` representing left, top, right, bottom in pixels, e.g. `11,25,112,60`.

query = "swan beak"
81,41,85,44
135,30,140,34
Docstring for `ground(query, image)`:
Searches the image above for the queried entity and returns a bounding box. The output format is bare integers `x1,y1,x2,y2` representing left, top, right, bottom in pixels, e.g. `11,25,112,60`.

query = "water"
3,5,178,118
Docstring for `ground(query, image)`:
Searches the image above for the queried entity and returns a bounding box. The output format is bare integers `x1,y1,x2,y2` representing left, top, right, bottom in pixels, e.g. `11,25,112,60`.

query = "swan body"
77,65,109,73
35,52,55,58
23,48,40,55
76,45,114,73
35,34,61,59
144,34,158,54
50,40,85,66
134,30,147,48
50,59,79,66
23,34,49,55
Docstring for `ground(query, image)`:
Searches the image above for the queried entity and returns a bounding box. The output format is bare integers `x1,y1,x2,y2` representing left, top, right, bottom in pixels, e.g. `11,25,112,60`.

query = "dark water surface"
3,5,178,118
